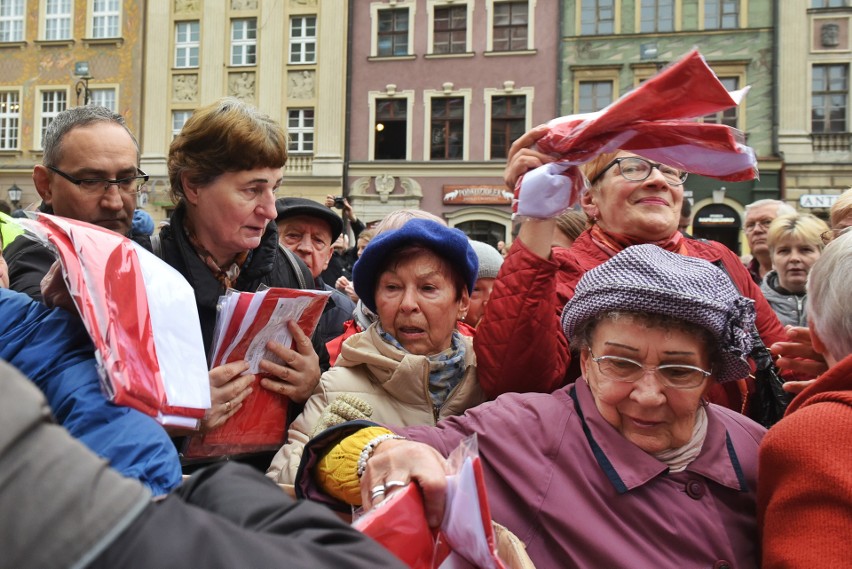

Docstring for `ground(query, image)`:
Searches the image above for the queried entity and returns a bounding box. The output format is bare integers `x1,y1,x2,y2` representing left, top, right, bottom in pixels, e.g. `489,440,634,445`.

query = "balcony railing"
286,153,313,175
811,132,852,152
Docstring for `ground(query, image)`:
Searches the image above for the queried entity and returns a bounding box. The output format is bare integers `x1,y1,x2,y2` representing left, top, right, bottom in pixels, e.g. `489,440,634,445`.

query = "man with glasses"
742,199,796,285
275,197,356,356
5,106,147,300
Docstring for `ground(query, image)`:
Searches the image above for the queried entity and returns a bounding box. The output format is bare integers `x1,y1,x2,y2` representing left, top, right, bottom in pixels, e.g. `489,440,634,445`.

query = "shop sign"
799,194,839,209
443,185,513,205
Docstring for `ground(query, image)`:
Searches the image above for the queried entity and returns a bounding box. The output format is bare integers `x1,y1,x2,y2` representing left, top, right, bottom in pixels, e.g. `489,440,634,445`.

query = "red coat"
474,230,787,413
758,353,852,567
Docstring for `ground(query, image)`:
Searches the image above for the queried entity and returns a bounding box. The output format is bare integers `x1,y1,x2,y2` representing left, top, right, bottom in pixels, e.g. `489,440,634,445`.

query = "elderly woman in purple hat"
294,244,765,568
266,219,486,484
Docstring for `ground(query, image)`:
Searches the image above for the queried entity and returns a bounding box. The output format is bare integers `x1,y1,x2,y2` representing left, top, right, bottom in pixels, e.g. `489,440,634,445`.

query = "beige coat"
267,323,484,483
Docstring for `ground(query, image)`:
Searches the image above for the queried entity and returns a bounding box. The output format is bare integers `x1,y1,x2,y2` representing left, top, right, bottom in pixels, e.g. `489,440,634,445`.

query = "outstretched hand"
259,320,321,403
770,326,828,392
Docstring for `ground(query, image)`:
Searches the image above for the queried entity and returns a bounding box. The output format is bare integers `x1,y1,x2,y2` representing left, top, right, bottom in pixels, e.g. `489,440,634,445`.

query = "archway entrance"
692,203,742,255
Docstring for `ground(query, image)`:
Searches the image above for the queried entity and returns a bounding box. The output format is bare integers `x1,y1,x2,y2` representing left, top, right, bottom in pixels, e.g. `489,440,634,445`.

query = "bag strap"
279,244,310,290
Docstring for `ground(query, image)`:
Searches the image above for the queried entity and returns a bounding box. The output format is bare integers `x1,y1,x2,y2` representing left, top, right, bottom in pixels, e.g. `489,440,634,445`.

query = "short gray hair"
807,231,852,362
42,106,139,167
743,199,796,221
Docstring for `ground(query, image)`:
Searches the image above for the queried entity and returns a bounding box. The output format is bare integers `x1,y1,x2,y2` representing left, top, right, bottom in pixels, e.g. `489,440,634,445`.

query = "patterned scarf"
652,404,708,473
183,216,250,289
590,224,689,258
377,323,467,410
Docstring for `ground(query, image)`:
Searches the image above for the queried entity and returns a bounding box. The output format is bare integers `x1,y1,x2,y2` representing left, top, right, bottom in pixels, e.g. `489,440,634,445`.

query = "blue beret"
353,219,478,313
131,209,154,236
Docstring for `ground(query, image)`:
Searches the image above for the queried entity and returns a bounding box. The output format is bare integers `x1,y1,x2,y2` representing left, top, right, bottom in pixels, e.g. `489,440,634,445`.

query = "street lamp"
7,183,22,209
74,61,92,106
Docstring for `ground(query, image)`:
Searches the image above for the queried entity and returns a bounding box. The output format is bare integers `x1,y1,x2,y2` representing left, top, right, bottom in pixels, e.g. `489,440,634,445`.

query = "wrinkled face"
744,204,778,256
580,319,711,454
375,250,469,356
37,123,138,236
277,216,334,279
583,152,684,242
184,168,281,265
464,277,495,328
772,235,821,294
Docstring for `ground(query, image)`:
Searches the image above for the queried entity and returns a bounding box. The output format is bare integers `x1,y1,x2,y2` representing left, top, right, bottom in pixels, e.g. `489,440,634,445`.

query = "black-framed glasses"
590,156,688,186
46,165,148,196
588,348,711,390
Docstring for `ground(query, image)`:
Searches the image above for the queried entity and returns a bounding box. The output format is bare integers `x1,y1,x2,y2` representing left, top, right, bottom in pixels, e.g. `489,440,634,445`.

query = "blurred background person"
825,187,852,242
552,210,587,249
320,194,364,287
679,199,693,236
742,199,796,284
760,213,829,327
463,240,503,328
759,231,852,568
335,228,375,304
267,219,483,484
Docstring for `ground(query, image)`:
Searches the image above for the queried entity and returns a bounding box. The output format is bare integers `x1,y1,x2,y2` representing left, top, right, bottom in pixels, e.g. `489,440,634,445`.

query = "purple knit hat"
561,244,755,383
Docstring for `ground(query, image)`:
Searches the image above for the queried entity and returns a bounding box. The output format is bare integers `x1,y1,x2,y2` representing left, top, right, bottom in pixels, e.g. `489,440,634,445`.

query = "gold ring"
225,400,232,412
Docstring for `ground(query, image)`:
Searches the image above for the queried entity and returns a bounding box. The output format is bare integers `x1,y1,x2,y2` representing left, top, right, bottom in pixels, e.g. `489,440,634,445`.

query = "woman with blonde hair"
760,213,829,327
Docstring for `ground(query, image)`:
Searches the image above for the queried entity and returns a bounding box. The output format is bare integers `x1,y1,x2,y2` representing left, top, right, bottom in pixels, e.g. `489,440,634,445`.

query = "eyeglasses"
590,156,688,187
744,219,773,233
821,226,852,245
588,348,711,390
47,165,148,196
281,231,330,252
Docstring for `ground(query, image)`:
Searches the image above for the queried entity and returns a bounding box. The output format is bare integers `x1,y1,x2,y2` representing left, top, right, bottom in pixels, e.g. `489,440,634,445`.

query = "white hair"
743,199,796,221
807,231,852,362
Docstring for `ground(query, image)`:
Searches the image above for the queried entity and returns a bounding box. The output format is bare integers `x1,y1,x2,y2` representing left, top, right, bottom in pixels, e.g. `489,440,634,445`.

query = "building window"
640,0,674,33
175,21,200,68
578,81,613,113
374,98,407,159
581,0,614,35
289,16,316,64
0,0,24,42
0,91,20,150
433,5,466,54
231,18,256,66
812,64,848,133
701,77,739,127
377,8,409,56
172,110,192,138
430,97,464,159
704,0,738,29
89,88,116,111
812,0,847,7
492,1,528,51
92,0,120,38
45,0,72,40
490,95,526,160
40,90,67,147
287,109,314,153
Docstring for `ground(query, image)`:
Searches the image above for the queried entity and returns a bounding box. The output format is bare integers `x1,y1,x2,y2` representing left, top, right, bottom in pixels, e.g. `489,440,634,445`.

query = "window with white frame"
0,91,20,150
580,0,614,35
430,97,465,159
92,0,120,38
175,21,200,68
40,90,67,148
812,0,847,7
374,97,408,159
0,0,24,42
490,95,526,159
45,0,72,40
704,0,738,29
577,80,613,113
231,18,256,66
492,1,528,51
289,16,316,64
812,64,848,133
287,109,314,153
700,77,739,127
377,8,410,57
640,0,674,33
172,110,192,138
89,88,116,111
433,4,467,54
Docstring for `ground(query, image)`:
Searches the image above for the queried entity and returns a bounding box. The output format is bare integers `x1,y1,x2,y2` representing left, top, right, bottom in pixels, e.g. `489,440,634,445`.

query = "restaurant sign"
443,185,514,205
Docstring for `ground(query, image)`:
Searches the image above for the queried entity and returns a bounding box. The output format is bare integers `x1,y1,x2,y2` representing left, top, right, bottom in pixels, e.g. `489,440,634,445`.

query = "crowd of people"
1,98,851,569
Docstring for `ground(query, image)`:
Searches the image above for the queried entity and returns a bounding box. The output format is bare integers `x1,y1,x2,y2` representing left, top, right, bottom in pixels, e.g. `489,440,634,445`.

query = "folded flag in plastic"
18,214,210,427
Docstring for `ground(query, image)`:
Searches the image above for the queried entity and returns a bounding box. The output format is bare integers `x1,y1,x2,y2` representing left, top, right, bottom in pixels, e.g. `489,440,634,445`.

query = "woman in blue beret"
267,218,486,484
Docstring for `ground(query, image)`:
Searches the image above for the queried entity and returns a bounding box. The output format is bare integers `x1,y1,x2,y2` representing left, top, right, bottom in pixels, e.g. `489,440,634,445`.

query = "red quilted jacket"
474,230,788,414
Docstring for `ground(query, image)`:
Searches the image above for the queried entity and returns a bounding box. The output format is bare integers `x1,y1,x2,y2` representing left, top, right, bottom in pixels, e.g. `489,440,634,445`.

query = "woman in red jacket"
475,126,791,418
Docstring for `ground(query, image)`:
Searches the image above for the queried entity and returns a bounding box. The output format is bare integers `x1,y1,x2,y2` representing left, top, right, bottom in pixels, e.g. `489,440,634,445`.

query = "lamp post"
7,183,22,209
74,61,92,106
